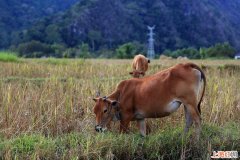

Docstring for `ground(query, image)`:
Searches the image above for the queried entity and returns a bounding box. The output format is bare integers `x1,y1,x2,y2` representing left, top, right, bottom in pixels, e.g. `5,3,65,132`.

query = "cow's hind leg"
184,102,201,141
184,105,193,134
137,119,146,137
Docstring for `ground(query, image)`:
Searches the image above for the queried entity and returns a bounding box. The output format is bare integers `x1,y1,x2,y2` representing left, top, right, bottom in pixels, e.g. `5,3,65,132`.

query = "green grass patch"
41,58,69,65
0,51,19,62
0,123,239,159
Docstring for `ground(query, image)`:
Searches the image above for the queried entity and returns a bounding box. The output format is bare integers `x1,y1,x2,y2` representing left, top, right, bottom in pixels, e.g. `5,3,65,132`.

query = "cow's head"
93,96,120,132
129,70,145,78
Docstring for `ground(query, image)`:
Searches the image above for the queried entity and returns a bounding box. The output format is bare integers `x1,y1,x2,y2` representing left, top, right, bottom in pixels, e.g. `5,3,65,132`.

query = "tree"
63,48,77,58
88,30,101,51
0,31,10,48
76,43,92,58
199,47,208,59
45,25,62,44
51,43,66,58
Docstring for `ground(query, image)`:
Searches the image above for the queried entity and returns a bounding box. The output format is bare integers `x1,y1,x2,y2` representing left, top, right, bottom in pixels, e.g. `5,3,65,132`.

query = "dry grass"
0,58,239,159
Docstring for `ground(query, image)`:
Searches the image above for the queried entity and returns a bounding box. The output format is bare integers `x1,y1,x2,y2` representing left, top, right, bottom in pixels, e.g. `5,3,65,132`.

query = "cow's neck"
107,90,121,120
107,90,120,101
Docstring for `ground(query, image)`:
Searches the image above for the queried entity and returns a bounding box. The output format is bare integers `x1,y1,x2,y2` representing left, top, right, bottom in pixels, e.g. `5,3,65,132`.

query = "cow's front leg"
137,119,146,137
120,116,132,133
106,122,112,131
120,119,131,133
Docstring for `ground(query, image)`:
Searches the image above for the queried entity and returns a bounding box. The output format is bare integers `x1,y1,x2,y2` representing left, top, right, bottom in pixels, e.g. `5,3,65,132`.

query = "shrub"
51,44,67,58
97,49,114,58
200,42,235,58
16,41,54,58
63,48,77,58
163,47,200,59
163,42,235,59
116,42,143,59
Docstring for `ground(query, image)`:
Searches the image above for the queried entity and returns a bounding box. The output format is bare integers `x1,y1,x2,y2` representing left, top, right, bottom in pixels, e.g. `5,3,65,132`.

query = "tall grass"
0,59,239,159
0,51,19,62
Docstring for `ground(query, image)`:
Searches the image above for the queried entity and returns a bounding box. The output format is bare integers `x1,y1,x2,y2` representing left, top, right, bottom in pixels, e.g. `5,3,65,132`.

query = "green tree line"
163,42,235,59
10,40,235,59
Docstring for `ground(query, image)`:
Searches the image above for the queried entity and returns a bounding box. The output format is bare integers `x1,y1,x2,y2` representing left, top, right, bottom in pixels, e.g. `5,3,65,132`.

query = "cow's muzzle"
95,125,103,132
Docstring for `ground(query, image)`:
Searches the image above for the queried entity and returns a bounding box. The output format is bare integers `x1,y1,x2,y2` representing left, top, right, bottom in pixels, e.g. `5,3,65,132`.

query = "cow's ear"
102,96,107,102
129,72,133,75
93,98,97,102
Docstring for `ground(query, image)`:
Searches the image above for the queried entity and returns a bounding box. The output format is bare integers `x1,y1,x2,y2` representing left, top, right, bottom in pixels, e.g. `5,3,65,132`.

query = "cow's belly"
164,100,182,113
134,100,182,119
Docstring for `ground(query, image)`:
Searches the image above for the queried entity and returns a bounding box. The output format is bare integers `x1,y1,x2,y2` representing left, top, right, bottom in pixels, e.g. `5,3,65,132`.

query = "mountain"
4,0,240,54
0,0,78,48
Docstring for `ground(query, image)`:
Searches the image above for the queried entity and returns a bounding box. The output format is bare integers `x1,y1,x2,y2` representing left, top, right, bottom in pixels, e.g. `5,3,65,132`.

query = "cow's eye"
103,109,108,113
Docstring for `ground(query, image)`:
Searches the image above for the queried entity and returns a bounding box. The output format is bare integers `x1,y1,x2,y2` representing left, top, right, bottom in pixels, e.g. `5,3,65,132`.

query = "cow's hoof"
140,134,146,138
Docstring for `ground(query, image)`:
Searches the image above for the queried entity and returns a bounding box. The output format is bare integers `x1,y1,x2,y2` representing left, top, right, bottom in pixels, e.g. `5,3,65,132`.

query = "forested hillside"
2,0,240,58
0,0,78,48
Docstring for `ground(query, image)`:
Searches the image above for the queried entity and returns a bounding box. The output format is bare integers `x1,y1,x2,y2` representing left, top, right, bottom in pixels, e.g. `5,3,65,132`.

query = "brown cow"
129,54,150,78
93,63,206,139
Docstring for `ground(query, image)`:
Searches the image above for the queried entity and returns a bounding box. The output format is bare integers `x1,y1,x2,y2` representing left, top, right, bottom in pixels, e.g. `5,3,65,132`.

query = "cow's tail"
189,63,206,114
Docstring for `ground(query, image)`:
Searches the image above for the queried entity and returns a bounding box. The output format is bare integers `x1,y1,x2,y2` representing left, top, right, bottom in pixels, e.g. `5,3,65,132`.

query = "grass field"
0,58,239,159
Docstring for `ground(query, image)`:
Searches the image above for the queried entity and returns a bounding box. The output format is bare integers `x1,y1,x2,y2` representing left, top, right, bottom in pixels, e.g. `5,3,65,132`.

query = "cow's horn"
96,91,100,97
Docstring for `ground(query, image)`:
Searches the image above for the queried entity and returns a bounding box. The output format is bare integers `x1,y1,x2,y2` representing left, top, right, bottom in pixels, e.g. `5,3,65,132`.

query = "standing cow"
129,54,150,78
93,63,206,139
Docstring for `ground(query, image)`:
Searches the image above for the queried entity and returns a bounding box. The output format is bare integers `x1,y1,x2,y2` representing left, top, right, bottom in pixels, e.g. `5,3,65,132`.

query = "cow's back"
132,54,148,72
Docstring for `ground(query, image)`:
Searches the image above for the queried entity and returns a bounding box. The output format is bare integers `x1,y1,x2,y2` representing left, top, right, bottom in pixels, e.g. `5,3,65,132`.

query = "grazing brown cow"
129,54,150,78
93,63,206,139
